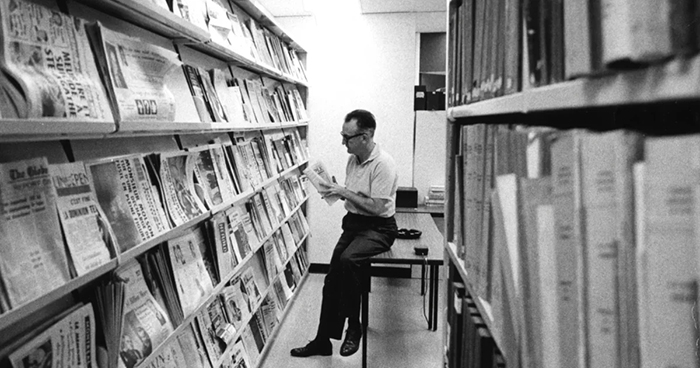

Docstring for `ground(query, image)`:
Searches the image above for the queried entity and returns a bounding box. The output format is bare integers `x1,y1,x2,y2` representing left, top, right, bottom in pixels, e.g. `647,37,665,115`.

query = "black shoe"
290,339,332,357
340,328,362,357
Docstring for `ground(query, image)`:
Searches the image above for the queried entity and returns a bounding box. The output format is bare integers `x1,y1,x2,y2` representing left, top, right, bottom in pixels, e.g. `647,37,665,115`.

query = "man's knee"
338,251,355,268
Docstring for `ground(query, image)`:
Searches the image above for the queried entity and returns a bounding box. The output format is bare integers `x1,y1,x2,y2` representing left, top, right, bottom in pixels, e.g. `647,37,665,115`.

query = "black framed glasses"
340,131,365,143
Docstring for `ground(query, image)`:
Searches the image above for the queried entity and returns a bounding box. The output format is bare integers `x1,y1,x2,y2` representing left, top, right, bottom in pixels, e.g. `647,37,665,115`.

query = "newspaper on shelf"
167,231,214,318
221,277,252,332
175,324,210,368
49,162,113,276
159,151,208,227
0,0,112,120
8,303,98,368
86,22,180,123
115,260,174,368
140,339,187,368
0,157,71,308
86,155,171,254
302,160,340,205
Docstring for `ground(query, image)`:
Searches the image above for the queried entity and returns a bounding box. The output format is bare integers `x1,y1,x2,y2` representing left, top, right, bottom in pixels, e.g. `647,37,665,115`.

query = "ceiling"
257,0,446,17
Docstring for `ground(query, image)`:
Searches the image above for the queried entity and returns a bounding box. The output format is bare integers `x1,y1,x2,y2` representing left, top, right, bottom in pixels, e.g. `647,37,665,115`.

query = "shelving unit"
444,2,700,368
448,53,700,120
0,0,313,367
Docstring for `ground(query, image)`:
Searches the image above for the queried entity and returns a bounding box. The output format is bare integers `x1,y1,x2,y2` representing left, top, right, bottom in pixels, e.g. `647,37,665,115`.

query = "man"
291,109,399,357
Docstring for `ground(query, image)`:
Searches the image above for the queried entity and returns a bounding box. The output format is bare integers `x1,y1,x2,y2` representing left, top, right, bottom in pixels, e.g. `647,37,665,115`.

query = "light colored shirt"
344,143,398,217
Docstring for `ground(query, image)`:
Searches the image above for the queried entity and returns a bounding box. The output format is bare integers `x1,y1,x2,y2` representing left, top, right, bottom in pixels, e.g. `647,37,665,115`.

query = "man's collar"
355,143,380,165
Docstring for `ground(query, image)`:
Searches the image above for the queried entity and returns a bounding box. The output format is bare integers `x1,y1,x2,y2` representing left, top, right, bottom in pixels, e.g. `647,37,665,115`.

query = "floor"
261,272,445,367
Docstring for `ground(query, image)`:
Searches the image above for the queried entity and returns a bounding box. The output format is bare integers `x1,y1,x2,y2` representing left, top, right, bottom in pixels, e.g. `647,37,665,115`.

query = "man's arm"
318,182,389,216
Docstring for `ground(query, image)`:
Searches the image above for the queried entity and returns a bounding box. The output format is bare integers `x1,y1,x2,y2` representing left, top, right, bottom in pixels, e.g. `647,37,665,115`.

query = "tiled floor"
260,272,445,367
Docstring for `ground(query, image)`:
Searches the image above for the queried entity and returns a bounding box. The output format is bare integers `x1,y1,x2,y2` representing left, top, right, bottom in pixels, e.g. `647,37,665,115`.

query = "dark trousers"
316,212,397,340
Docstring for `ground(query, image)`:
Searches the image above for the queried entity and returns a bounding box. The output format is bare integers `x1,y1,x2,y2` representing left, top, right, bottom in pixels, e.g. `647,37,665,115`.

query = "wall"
276,7,445,263
414,110,447,205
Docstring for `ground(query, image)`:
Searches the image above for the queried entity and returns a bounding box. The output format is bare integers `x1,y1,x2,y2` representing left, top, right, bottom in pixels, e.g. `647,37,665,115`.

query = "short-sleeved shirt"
344,143,398,218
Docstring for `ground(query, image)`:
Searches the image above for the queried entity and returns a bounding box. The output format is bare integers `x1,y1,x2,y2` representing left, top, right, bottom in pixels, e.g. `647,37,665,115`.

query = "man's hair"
345,109,376,134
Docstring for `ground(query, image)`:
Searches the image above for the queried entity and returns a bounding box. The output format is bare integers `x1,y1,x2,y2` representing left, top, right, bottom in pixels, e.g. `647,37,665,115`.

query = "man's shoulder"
375,147,396,167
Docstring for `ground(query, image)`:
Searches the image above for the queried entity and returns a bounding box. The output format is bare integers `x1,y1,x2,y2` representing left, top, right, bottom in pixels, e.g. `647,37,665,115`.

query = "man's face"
341,119,365,155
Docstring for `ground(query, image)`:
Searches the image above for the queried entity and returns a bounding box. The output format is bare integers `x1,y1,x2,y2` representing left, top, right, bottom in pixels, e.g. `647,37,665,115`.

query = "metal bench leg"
428,264,434,330
431,265,439,331
362,278,369,368
421,264,426,295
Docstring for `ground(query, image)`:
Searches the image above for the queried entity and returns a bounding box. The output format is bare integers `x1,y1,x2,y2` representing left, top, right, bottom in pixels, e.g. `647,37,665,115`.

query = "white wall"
414,110,447,204
276,7,445,264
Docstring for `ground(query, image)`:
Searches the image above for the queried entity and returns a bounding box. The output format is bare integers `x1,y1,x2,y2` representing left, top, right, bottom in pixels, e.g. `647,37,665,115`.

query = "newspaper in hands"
302,160,341,205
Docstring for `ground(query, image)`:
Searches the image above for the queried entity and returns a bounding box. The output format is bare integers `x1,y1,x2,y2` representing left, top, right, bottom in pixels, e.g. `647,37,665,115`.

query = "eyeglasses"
340,131,365,143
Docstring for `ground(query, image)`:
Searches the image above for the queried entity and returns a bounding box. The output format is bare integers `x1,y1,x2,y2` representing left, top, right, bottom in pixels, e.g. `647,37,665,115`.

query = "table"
361,212,444,368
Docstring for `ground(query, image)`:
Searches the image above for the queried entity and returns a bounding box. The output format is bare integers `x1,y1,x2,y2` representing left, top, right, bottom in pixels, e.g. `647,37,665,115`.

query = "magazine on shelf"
194,225,220,286
0,157,71,308
8,303,97,368
272,231,289,262
190,145,226,209
250,135,274,179
146,247,184,326
86,155,171,253
210,144,238,202
262,239,283,284
226,11,252,59
0,0,112,120
49,162,113,276
239,325,259,366
260,189,280,228
175,323,211,368
247,312,267,353
210,212,239,281
86,23,180,123
240,267,262,311
274,181,293,216
226,206,254,262
248,197,270,239
229,340,252,368
233,139,262,187
205,0,234,49
182,64,213,123
167,231,215,317
222,143,251,193
280,223,297,255
158,151,207,227
283,263,298,293
272,278,291,309
212,69,247,125
221,277,252,331
242,79,269,125
115,260,174,368
173,0,208,32
198,66,227,123
195,298,229,367
260,294,279,336
289,174,307,201
137,257,171,330
243,202,264,245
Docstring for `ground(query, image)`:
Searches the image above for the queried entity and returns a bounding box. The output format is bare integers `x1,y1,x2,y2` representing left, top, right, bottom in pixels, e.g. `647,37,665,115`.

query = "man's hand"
318,176,346,200
319,177,388,216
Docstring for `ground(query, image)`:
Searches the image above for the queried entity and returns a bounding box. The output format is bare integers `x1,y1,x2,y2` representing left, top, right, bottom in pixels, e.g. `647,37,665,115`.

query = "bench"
361,212,444,368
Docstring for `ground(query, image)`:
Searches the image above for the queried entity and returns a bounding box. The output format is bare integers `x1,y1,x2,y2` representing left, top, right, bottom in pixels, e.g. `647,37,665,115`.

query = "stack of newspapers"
0,0,112,120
